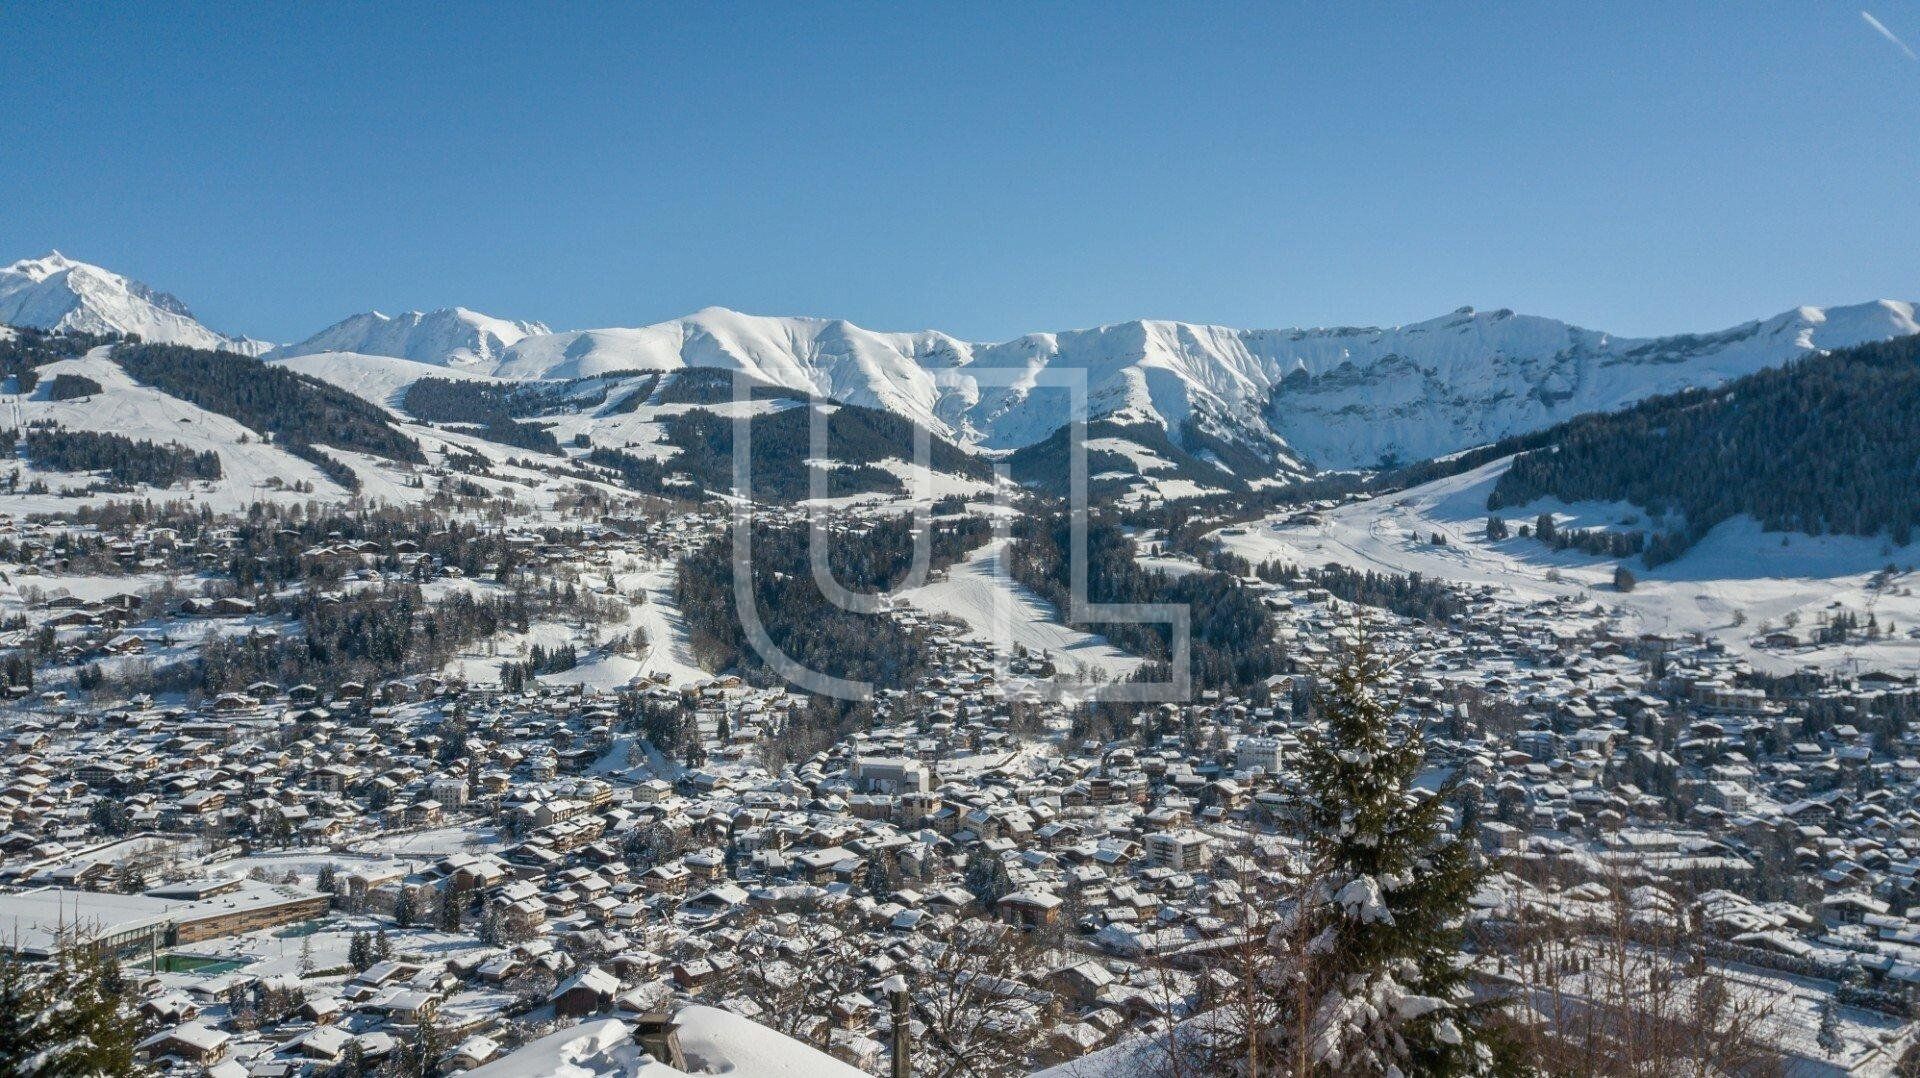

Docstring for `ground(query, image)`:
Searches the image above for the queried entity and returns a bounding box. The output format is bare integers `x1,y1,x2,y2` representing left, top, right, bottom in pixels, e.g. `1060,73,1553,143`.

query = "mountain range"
6,251,1916,479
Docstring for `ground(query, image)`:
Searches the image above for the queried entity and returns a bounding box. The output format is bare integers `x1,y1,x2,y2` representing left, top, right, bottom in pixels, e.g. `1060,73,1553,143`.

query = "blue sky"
2,3,1917,343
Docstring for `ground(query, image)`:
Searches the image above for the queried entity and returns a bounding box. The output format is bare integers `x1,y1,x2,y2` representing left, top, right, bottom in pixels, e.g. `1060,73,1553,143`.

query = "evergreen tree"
1284,635,1500,1076
375,928,394,961
348,931,373,972
394,889,417,928
478,906,503,946
1613,565,1637,592
437,885,463,932
1816,995,1843,1058
1484,516,1507,541
963,851,1013,909
865,849,902,897
403,1015,451,1078
0,946,143,1076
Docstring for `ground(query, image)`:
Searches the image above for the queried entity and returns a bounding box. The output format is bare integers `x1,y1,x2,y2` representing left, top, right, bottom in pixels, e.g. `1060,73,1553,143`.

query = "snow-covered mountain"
271,307,549,368
11,250,1919,479
0,252,269,355
1260,300,1920,468
364,301,1919,472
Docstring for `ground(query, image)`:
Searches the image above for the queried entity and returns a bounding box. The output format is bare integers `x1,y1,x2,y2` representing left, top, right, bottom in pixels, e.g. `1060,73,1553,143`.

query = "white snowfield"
0,349,347,512
0,252,267,355
895,539,1145,682
0,343,667,514
271,350,502,409
1216,457,1920,675
625,564,709,688
276,291,1920,471
463,1008,865,1078
265,307,547,368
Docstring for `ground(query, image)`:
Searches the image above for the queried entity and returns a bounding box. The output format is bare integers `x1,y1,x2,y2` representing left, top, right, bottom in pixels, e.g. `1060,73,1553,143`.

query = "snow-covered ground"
437,556,707,693
272,350,501,410
357,824,501,857
623,565,709,687
464,1007,866,1078
896,539,1145,681
0,350,352,512
1217,457,1920,675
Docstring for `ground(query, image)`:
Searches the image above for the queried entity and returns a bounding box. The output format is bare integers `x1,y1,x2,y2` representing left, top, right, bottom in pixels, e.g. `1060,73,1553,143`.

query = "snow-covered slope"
0,252,268,355
271,350,501,410
271,307,549,368
1263,301,1920,468
896,538,1145,681
0,348,352,511
1214,456,1920,676
16,251,1918,480
382,301,1920,473
463,1009,866,1077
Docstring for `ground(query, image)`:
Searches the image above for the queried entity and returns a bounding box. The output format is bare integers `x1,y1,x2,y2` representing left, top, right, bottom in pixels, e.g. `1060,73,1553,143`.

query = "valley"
1,251,1918,1077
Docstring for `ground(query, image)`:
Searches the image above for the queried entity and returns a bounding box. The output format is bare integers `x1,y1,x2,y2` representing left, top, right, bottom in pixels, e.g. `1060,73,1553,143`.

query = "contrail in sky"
1862,10,1919,61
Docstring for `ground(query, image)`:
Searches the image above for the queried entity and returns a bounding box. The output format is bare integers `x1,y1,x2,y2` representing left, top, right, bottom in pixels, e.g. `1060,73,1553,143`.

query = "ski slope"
897,539,1145,681
0,349,349,511
625,564,710,687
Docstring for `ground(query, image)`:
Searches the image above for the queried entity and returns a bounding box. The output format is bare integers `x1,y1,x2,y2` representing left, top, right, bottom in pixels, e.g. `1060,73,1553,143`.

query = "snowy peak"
10,250,1917,482
462,299,1920,474
272,306,550,368
0,251,268,355
488,306,959,435
1261,298,1920,468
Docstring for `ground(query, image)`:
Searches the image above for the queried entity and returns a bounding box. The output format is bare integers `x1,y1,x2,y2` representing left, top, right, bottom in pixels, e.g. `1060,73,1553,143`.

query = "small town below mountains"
3,481,1920,1076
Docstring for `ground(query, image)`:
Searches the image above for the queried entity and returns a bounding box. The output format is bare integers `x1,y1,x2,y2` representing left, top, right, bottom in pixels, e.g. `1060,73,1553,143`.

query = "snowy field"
466,1007,866,1078
357,824,501,857
0,350,353,511
896,538,1145,681
1217,457,1920,675
272,350,500,409
620,564,709,687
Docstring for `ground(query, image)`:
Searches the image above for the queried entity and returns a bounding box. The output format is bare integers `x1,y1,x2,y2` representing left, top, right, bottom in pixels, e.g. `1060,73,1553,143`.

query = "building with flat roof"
0,878,328,957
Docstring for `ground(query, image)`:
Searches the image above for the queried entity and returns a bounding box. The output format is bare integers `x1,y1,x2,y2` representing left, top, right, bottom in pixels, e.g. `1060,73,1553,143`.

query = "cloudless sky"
2,2,1917,343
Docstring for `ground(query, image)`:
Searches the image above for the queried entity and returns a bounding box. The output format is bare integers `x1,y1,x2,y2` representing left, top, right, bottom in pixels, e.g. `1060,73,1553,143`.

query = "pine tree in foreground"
0,944,144,1076
1282,634,1502,1076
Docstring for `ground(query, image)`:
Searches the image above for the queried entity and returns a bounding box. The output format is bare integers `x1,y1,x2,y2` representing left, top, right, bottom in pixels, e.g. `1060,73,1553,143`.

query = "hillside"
1217,455,1920,676
113,342,425,475
1489,332,1920,559
585,395,995,503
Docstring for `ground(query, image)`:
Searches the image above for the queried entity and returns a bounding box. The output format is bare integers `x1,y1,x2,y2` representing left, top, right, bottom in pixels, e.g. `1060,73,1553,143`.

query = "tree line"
674,513,990,688
9,424,221,488
113,340,425,466
1009,510,1289,690
0,324,115,393
1491,333,1920,561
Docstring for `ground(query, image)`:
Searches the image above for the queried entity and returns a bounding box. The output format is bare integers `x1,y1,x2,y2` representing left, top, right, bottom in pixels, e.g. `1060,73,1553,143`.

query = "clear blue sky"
3,3,1917,344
